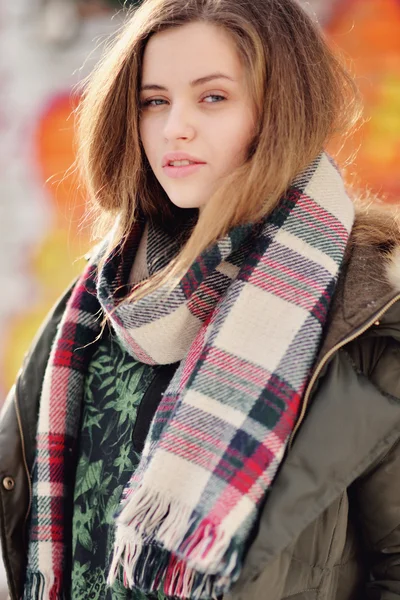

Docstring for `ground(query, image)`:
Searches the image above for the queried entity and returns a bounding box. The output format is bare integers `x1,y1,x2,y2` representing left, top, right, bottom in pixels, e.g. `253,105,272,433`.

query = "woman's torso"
1,234,400,600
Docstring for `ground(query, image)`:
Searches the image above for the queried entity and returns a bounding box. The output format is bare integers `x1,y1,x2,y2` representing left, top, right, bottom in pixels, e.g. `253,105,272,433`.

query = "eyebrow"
140,73,235,92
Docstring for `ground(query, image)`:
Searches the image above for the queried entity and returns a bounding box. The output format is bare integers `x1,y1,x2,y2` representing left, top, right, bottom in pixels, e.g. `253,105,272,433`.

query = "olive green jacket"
1,235,400,600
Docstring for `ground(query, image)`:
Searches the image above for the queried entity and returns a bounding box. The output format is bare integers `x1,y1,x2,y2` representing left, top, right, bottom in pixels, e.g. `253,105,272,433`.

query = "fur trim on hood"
350,197,400,293
385,245,400,293
351,197,400,249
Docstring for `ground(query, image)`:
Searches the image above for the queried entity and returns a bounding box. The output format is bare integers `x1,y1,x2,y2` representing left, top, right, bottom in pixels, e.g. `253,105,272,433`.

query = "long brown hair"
77,0,361,296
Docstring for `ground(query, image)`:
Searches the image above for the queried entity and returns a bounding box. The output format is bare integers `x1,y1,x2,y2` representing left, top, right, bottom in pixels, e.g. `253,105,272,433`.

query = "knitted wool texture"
24,153,354,600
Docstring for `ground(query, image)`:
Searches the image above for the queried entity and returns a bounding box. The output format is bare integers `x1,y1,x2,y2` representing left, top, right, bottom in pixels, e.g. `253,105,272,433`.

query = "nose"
163,101,196,142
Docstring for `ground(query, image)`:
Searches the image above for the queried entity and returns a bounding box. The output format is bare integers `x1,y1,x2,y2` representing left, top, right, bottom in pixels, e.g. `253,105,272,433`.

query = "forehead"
141,21,243,83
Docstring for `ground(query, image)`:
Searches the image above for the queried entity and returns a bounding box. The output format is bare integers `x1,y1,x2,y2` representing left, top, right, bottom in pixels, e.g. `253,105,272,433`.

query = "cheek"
139,118,157,163
235,109,256,146
217,113,255,168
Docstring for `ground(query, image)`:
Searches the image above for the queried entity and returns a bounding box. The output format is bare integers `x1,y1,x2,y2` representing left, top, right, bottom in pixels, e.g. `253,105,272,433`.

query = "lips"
162,152,205,168
162,162,205,179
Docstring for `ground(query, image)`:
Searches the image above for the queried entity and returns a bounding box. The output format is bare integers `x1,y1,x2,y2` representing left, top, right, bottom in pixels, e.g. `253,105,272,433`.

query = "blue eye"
203,94,226,103
142,99,167,107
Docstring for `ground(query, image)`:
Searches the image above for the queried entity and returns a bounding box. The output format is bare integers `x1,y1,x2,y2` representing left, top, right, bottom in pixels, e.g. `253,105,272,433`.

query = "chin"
168,196,207,210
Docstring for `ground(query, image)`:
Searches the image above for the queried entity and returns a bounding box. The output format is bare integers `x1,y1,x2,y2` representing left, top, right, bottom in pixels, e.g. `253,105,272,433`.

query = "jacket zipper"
288,292,400,450
14,383,33,527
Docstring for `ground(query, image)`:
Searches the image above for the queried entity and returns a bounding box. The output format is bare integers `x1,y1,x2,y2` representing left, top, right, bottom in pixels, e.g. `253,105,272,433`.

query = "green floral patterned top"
71,333,172,600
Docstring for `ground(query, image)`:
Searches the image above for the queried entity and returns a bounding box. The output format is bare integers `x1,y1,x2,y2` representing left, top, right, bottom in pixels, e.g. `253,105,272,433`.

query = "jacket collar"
317,237,400,361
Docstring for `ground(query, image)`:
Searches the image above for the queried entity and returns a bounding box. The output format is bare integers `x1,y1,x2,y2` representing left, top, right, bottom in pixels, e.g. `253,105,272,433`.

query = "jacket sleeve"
349,334,400,599
0,383,30,600
356,439,400,599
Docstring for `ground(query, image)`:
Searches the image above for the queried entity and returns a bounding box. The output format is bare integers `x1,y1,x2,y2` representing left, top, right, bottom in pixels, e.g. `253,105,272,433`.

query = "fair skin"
139,21,256,210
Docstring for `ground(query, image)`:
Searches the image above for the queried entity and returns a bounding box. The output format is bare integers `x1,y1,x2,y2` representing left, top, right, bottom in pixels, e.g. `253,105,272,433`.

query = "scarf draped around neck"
24,152,354,600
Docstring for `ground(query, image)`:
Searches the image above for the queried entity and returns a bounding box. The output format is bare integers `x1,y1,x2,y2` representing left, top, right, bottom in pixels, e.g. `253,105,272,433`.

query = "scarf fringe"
107,485,240,599
108,541,228,600
23,571,65,600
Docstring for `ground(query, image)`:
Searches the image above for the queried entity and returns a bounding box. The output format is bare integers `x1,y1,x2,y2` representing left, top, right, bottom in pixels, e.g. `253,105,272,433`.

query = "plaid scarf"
24,153,354,600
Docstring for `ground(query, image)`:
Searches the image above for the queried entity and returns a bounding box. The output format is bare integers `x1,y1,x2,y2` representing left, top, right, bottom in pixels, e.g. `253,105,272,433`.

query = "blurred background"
0,0,399,595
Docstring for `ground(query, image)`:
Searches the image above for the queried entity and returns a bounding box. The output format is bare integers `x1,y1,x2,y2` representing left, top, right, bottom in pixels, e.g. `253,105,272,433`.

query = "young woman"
1,0,400,599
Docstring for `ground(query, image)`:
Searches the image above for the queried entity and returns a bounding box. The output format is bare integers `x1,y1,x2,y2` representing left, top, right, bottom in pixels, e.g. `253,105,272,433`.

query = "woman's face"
139,21,256,210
